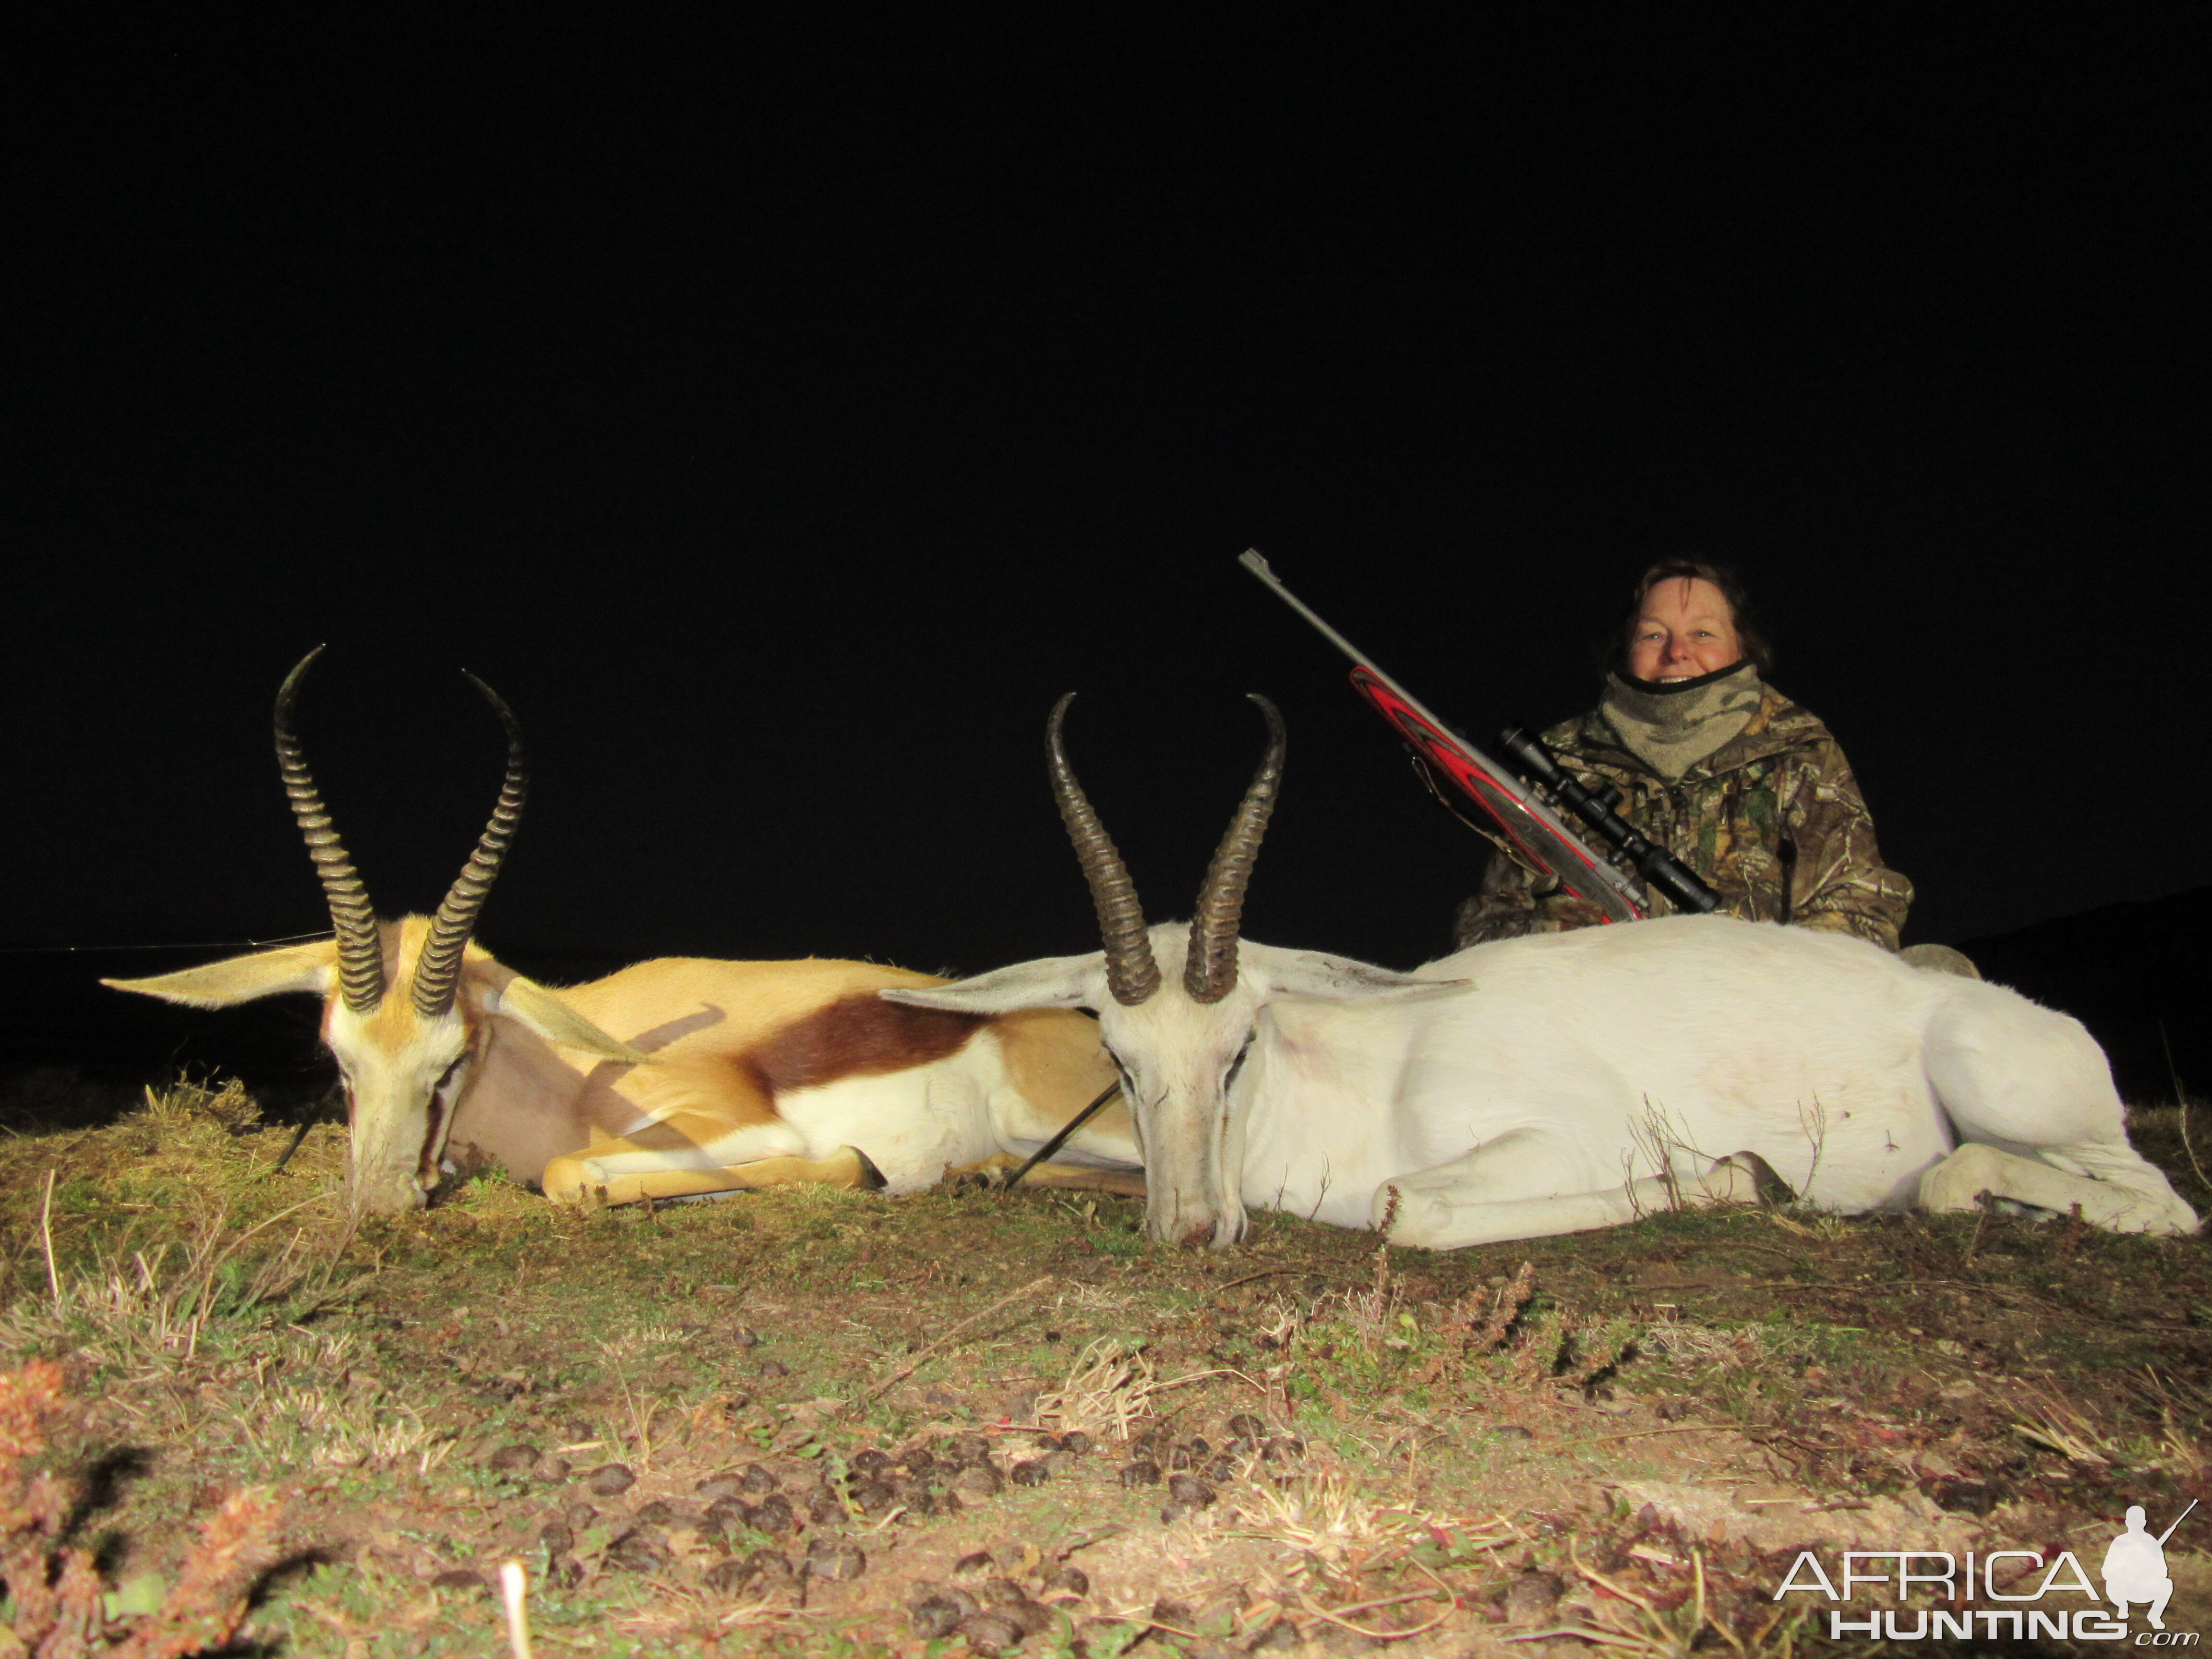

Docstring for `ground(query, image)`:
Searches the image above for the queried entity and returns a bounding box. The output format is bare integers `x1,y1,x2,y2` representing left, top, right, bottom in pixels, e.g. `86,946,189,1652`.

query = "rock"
486,1443,540,1473
1010,1458,1050,1487
956,1610,1024,1655
1500,1570,1563,1623
1118,1459,1160,1488
804,1538,866,1582
586,1463,637,1496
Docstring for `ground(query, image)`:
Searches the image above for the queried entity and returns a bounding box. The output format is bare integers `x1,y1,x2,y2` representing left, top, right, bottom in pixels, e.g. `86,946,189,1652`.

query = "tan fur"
111,927,1136,1211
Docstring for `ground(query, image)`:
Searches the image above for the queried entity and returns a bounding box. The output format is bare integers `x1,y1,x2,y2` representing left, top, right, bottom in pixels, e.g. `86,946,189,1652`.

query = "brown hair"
1611,558,1774,677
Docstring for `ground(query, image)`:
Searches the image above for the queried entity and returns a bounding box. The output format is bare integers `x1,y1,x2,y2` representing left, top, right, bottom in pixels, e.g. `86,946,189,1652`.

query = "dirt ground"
4,1080,2210,1656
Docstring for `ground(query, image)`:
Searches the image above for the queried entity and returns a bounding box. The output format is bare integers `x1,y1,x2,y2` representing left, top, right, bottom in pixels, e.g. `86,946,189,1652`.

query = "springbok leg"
1919,1143,2195,1234
543,1145,885,1207
1373,1129,1785,1251
946,1153,1148,1197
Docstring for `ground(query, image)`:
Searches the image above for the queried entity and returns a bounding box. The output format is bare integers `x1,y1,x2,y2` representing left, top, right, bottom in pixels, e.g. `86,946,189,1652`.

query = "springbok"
883,696,2199,1250
106,651,1140,1215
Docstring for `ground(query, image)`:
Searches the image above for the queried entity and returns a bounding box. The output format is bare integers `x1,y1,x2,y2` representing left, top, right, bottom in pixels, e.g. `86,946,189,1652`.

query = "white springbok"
107,651,1139,1216
884,696,2198,1250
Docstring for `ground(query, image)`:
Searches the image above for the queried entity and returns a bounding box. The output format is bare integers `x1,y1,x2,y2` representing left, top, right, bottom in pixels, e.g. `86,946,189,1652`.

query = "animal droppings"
848,1478,896,1514
1499,1570,1565,1623
430,1568,485,1593
978,1575,1029,1607
1118,1459,1160,1488
1204,1453,1236,1482
910,1595,965,1638
702,1559,748,1596
1043,1565,1089,1597
740,1461,780,1492
631,1499,678,1527
804,1538,866,1582
585,1463,636,1496
1010,1458,1049,1486
1491,1425,1535,1441
486,1443,540,1472
730,1327,760,1348
602,1529,667,1573
951,1463,1004,1498
758,1359,790,1379
1225,1413,1265,1440
955,1611,1023,1655
565,1502,598,1528
1002,1598,1056,1636
1058,1430,1092,1455
752,1493,796,1533
703,1497,751,1531
695,1473,744,1502
1250,1616,1299,1649
900,1446,936,1473
1166,1474,1214,1508
806,1491,847,1526
538,1522,573,1556
851,1447,891,1477
952,1549,994,1578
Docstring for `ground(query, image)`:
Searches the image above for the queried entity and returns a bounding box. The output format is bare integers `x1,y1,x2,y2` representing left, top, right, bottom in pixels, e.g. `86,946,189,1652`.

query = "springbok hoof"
541,1156,607,1207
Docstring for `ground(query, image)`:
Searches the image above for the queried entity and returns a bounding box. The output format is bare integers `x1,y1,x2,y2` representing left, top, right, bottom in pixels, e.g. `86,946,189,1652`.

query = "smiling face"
1626,576,1743,683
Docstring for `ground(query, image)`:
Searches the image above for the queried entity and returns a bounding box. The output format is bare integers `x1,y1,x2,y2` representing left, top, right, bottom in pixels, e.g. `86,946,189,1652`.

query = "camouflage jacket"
1452,684,1913,951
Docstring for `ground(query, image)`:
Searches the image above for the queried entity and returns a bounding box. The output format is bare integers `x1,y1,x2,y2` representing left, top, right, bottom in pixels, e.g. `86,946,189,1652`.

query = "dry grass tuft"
0,1361,283,1658
1031,1337,1158,1440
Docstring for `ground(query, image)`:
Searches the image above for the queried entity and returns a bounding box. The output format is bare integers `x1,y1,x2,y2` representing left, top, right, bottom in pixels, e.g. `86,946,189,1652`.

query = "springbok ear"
881,952,1107,1015
493,977,653,1065
1262,951,1472,1006
104,940,337,1008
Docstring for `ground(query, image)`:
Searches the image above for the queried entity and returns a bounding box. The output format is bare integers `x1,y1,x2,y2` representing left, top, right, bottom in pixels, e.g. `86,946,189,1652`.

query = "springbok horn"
1184,695,1286,1005
275,647,385,1015
1047,693,1160,1007
411,674,528,1020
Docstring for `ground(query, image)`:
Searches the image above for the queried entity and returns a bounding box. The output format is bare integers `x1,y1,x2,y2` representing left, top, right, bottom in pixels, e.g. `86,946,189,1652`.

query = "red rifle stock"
1238,549,1648,925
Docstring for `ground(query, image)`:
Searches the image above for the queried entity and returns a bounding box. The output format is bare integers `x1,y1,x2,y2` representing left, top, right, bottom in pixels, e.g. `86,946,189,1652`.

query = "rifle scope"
1497,727,1722,916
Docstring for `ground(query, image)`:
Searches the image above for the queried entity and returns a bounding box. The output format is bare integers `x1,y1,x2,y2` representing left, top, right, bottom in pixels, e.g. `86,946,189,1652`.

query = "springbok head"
107,649,644,1215
884,695,1450,1248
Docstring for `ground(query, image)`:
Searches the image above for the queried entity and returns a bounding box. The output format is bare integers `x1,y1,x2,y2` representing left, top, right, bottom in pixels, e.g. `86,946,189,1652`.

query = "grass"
0,1080,2209,1652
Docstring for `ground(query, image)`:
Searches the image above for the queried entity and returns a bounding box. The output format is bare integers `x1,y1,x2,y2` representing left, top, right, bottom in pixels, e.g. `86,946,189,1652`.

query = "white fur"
888,914,2198,1250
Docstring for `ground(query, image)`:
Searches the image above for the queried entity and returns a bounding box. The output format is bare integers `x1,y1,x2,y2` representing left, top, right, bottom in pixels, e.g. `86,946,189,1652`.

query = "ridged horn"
274,647,385,1015
1047,694,1159,1007
411,673,528,1020
1183,695,1286,1005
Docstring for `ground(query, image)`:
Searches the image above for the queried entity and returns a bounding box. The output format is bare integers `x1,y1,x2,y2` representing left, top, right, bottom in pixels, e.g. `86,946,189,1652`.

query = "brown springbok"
106,650,1140,1215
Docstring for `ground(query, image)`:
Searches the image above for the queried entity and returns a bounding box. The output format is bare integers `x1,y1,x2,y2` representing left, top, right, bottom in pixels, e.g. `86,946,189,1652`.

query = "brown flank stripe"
742,994,990,1099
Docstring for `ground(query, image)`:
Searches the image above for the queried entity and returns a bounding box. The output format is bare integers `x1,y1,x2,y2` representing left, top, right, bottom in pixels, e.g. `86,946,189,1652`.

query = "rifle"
1238,550,1720,921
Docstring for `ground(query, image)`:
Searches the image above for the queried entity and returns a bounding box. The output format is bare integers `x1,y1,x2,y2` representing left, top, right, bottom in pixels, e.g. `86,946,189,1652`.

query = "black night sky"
5,14,2206,1091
